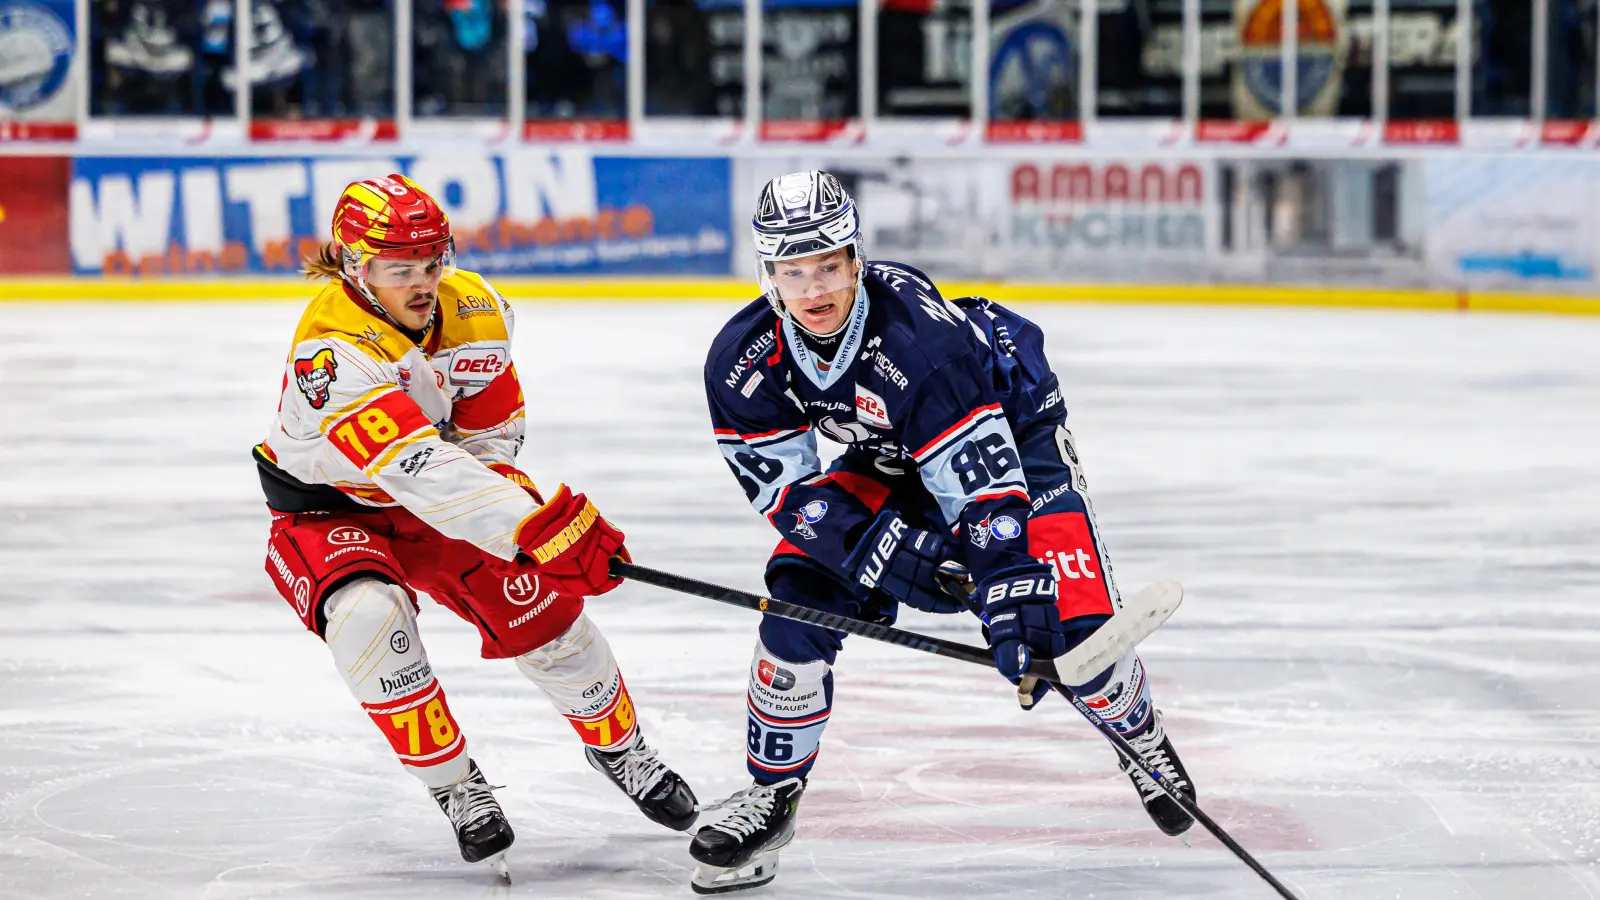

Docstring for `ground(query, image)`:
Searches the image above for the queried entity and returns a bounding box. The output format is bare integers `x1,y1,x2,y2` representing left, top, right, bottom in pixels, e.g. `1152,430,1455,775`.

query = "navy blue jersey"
705,261,1063,582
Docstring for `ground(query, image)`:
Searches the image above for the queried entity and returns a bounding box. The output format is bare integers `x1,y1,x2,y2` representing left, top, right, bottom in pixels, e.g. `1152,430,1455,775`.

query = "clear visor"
364,244,456,288
759,248,857,303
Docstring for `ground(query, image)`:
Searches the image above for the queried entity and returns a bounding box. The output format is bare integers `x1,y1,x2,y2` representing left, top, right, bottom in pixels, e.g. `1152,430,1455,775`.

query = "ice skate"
430,759,515,880
688,778,804,894
586,729,699,831
1117,710,1196,836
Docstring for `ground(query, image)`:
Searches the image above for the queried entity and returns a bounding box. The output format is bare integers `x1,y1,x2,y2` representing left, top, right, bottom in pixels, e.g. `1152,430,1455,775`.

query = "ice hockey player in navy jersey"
687,171,1198,893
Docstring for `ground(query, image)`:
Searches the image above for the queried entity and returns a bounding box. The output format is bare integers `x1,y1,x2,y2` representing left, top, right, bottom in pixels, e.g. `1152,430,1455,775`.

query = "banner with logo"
0,0,77,133
1000,158,1214,282
1232,0,1348,119
1425,157,1600,291
68,152,733,276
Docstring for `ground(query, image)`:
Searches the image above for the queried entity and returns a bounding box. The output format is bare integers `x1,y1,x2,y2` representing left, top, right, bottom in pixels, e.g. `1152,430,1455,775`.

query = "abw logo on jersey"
293,348,338,409
449,348,507,385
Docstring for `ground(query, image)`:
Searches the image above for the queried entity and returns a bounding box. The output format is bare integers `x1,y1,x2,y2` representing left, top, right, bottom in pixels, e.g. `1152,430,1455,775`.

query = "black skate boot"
586,729,699,831
1116,710,1196,836
688,778,805,894
430,759,515,879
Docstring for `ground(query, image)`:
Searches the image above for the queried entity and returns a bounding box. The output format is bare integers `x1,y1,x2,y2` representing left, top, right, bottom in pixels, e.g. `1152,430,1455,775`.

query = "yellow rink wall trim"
3,277,1600,316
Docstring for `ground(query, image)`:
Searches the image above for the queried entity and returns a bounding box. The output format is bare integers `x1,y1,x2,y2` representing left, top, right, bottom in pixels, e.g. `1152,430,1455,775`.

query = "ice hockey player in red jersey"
255,174,697,877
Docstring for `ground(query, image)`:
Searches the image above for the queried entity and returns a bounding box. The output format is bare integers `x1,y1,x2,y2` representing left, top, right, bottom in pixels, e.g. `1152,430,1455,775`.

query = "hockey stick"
612,560,1301,900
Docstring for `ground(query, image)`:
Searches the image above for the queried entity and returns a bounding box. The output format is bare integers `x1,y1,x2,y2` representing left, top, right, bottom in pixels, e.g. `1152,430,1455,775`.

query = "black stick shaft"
612,560,1301,900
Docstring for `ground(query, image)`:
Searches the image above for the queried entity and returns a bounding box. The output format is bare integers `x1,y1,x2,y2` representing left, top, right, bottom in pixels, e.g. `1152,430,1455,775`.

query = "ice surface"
2,299,1599,899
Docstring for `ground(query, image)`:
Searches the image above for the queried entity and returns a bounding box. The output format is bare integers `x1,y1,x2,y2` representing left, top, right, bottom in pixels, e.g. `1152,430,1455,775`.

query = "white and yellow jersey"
257,271,537,561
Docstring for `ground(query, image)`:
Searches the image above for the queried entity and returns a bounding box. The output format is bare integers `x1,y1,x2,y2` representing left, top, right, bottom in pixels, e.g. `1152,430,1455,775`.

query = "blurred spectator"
414,0,508,116
644,0,741,117
91,0,394,118
93,0,221,114
525,0,627,119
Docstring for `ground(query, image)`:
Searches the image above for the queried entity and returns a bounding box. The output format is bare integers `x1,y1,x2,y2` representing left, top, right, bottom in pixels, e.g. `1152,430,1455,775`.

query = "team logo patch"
792,500,827,540
968,515,1020,549
989,516,1022,541
327,526,369,546
293,348,338,409
757,660,796,691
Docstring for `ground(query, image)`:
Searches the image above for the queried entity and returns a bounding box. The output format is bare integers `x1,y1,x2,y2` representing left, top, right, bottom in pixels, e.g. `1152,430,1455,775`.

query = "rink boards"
4,276,1600,316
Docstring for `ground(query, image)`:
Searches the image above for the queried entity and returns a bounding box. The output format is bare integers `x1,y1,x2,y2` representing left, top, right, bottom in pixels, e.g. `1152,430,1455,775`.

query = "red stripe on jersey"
328,390,435,472
911,403,1004,460
452,364,525,431
820,470,893,513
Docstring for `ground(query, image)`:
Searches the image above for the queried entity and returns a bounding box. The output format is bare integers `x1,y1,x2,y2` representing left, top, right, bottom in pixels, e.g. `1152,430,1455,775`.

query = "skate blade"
690,852,779,895
485,851,511,884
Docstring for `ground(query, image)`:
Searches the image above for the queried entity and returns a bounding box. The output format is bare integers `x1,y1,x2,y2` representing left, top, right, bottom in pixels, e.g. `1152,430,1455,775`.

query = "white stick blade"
1052,579,1184,685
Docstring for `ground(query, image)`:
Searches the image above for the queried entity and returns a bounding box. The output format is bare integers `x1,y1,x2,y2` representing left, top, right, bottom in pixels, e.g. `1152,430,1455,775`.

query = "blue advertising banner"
69,152,733,276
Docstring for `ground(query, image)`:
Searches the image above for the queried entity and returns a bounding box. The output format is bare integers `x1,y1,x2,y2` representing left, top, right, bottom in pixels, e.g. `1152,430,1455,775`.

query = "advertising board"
68,152,734,276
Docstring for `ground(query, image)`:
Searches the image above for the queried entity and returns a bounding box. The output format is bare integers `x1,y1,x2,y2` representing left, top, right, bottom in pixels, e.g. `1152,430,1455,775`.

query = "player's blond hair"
301,241,343,280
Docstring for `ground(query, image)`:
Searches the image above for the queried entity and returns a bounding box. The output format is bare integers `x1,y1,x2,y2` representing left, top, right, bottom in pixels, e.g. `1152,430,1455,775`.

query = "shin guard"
745,641,832,781
515,613,638,752
1069,650,1154,737
324,578,469,788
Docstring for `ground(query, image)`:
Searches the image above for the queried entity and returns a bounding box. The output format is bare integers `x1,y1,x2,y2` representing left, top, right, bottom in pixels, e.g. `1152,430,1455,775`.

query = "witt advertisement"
68,153,734,276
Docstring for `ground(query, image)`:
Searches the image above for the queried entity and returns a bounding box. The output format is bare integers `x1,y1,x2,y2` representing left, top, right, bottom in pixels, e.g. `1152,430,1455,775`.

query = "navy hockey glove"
844,510,967,614
979,563,1066,680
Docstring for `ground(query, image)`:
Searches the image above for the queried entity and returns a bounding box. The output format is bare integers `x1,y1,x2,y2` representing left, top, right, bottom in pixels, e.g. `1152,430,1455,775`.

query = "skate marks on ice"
2,302,1600,897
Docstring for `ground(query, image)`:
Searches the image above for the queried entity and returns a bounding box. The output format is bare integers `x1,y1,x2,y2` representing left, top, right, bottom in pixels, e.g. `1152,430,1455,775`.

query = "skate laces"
598,737,671,799
1122,712,1188,800
702,779,801,839
434,772,503,828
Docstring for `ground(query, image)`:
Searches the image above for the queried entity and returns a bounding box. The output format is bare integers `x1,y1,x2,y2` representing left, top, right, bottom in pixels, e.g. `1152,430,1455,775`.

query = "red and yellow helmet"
332,174,456,293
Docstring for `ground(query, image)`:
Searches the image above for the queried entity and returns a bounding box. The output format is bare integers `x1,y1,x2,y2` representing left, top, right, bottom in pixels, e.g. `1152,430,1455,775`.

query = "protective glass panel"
524,0,627,119
1198,0,1235,117
90,0,237,115
761,0,860,127
878,0,972,117
1095,0,1182,118
1544,0,1597,119
1470,0,1531,116
644,0,744,116
414,0,508,116
248,0,397,119
1384,0,1460,118
1294,0,1373,117
989,0,1079,123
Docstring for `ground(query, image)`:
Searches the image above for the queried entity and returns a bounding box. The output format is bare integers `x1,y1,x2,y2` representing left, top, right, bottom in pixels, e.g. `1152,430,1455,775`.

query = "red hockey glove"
489,462,544,504
515,485,628,596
